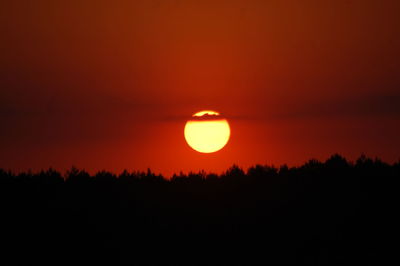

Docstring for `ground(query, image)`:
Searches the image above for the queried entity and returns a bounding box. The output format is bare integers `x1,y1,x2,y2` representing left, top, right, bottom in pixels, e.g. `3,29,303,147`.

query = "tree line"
0,154,398,265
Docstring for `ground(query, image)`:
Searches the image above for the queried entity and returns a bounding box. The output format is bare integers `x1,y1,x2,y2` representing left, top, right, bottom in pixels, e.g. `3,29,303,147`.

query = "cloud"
216,91,400,122
285,91,400,120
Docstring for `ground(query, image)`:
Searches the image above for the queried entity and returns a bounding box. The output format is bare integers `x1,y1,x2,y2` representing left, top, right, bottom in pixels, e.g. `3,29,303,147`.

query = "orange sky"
1,0,399,176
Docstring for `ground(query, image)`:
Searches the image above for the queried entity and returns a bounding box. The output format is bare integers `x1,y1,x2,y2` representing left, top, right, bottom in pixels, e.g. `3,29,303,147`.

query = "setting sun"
184,110,230,153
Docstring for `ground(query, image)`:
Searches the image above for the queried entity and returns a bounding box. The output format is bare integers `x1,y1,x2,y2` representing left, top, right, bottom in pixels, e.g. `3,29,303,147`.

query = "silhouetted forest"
1,154,398,265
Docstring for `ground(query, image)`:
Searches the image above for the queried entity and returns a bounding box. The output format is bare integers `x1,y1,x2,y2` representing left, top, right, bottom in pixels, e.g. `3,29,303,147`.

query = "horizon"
1,151,397,264
1,153,398,178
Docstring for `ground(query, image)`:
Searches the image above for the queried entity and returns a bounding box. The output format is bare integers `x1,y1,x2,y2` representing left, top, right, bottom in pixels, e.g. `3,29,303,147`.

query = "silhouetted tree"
0,154,397,265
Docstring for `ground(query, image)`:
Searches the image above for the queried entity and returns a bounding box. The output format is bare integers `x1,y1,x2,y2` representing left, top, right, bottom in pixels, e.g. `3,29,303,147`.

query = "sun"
184,110,231,153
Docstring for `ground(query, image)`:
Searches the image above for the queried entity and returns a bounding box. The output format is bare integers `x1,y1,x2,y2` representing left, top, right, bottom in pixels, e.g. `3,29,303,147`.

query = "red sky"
1,0,399,176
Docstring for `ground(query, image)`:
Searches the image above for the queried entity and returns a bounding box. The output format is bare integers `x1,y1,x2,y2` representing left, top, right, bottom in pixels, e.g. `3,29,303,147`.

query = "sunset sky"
1,0,399,176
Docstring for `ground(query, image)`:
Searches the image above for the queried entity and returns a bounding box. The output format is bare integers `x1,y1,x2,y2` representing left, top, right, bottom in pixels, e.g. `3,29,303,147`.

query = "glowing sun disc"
184,110,230,153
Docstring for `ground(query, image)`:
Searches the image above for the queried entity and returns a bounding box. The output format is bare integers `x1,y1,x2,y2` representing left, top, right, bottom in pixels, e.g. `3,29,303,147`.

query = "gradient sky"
1,0,399,176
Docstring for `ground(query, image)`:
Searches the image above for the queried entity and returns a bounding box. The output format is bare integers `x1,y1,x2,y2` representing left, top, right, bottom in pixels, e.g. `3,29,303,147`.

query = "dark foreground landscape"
1,154,398,265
